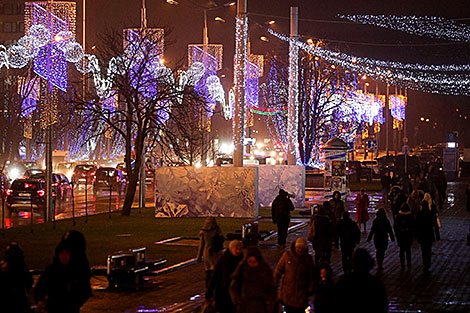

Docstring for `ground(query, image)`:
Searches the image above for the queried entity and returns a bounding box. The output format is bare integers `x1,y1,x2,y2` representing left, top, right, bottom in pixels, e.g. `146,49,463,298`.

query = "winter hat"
229,240,242,250
295,238,307,250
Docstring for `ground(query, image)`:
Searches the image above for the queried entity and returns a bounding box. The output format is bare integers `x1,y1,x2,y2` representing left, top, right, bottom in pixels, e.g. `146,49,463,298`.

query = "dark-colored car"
346,161,374,182
72,164,97,186
30,173,72,201
93,167,125,196
6,178,56,213
459,161,470,178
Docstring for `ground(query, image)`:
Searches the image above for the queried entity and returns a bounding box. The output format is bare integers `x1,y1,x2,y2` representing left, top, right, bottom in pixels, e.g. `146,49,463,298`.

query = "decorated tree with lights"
69,28,208,215
261,51,365,167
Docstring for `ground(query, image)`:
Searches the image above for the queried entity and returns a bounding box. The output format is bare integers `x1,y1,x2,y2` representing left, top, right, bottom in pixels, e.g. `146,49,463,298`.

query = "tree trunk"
121,169,139,216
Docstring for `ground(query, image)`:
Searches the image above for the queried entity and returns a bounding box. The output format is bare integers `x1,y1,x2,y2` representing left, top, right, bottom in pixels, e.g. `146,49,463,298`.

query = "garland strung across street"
267,28,470,96
338,15,470,42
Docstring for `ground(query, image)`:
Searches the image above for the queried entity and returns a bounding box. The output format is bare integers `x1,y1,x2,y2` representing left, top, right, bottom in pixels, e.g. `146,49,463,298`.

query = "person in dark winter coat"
206,240,243,313
391,190,408,221
272,189,295,247
312,263,335,313
367,208,395,270
415,200,440,273
230,247,277,313
393,204,415,268
436,169,447,211
274,238,314,313
335,248,388,313
35,237,92,313
381,171,392,204
329,191,345,240
309,206,333,264
335,211,361,275
197,217,223,287
0,242,33,313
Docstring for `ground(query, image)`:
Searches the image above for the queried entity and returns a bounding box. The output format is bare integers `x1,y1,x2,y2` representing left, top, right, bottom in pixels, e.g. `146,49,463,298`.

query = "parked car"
72,164,97,186
459,161,470,178
93,167,125,196
362,160,380,178
6,178,56,213
346,161,374,182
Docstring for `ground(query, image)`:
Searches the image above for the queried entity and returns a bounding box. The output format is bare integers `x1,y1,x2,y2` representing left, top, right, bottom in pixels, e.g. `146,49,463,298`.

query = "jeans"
399,244,412,267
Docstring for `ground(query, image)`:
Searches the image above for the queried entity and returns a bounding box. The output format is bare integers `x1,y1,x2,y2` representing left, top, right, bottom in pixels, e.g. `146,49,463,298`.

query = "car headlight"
8,167,21,180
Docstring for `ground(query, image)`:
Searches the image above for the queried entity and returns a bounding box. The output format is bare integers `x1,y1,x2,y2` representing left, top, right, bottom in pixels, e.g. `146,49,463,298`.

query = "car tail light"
37,190,45,197
147,171,151,175
6,189,13,196
346,167,350,171
90,171,95,176
24,183,31,188
52,183,59,187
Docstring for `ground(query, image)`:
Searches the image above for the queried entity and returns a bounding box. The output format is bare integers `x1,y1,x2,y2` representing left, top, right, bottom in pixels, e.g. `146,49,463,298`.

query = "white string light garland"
339,15,470,42
268,28,470,96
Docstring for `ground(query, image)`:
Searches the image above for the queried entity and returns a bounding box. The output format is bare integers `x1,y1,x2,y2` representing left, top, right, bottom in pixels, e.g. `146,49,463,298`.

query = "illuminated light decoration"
250,107,288,115
188,45,224,119
260,58,384,167
25,2,76,92
339,15,470,42
246,60,260,108
226,88,235,120
188,44,223,71
233,16,248,148
267,28,470,96
248,54,264,78
389,94,406,121
287,32,299,162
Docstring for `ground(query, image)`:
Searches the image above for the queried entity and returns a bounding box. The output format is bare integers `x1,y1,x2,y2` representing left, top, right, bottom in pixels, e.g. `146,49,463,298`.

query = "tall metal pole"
141,0,147,28
386,85,390,156
45,123,53,222
287,7,299,165
233,0,247,167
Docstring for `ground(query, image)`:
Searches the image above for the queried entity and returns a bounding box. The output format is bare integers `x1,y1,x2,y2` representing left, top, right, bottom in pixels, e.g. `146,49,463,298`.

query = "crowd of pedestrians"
201,165,445,313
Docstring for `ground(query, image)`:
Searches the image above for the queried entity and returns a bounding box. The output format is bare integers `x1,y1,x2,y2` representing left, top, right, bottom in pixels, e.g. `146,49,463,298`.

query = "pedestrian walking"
415,200,440,273
436,169,447,211
335,211,361,275
272,189,295,248
367,208,395,270
381,171,392,204
407,189,423,218
230,247,277,313
312,263,335,313
466,183,470,214
354,188,370,233
0,242,33,313
197,216,224,287
394,204,415,269
206,240,243,313
335,248,388,313
329,191,345,240
35,237,92,313
308,205,333,264
274,238,314,313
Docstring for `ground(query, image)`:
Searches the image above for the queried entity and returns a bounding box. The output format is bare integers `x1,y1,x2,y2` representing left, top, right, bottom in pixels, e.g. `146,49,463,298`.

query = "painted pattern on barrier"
154,167,258,218
256,165,305,208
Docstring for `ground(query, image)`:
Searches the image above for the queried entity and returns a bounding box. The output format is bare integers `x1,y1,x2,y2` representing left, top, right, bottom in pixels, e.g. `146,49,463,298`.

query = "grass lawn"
0,209,273,270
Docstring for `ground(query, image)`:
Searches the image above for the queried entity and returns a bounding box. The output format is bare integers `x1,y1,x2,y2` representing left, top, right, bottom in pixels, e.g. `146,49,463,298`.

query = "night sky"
81,0,470,147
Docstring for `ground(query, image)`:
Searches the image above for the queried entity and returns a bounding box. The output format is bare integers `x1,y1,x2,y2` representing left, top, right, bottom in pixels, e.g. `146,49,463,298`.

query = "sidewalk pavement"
82,181,470,313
